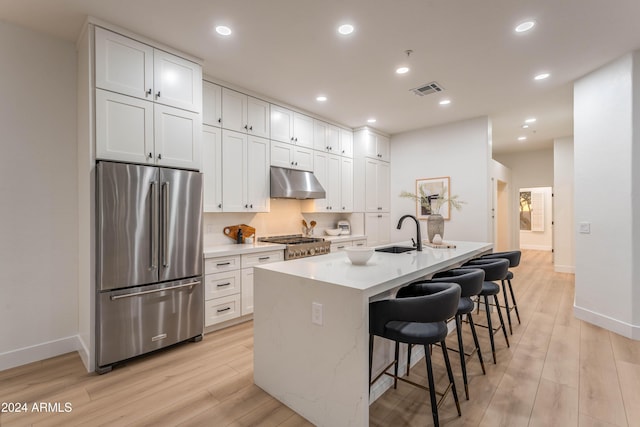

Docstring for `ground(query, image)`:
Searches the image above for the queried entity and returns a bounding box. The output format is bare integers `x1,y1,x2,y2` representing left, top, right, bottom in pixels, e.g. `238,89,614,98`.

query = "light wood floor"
1,251,638,426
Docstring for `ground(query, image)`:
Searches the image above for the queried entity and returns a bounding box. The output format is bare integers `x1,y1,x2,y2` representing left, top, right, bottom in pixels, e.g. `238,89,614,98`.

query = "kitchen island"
253,240,492,427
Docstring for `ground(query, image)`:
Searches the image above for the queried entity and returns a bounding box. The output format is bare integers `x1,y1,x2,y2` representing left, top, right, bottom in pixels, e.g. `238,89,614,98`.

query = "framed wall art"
415,176,451,220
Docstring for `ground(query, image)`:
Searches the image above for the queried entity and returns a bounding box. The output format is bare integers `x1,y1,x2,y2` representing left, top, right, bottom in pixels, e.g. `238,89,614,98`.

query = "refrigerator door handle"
109,281,201,300
150,181,158,271
162,181,170,268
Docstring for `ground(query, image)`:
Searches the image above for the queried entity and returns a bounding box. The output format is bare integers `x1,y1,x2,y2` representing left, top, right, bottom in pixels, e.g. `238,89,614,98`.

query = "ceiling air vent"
410,81,444,97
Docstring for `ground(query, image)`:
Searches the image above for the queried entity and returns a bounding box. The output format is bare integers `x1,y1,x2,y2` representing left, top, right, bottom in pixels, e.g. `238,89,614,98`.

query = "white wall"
519,187,553,251
390,117,492,243
554,137,575,273
574,52,638,339
0,20,78,370
493,148,554,250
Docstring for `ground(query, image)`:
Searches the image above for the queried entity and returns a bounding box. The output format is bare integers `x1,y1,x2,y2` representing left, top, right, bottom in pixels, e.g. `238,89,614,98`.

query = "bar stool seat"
481,251,522,334
369,282,462,427
461,258,510,364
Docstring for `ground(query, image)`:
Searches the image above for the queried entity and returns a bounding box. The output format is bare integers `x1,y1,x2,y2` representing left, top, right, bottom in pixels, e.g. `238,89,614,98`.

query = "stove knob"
309,248,316,256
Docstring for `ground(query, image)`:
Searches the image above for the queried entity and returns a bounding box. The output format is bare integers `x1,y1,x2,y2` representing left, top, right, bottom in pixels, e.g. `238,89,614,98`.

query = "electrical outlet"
312,302,323,326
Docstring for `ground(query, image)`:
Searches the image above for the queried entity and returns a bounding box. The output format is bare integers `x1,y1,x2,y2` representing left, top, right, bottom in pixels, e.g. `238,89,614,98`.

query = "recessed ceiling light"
439,99,451,105
525,117,537,123
515,21,536,33
316,95,327,102
518,136,527,141
534,73,550,80
396,67,409,74
215,26,232,36
338,24,354,35
367,118,377,123
522,124,529,129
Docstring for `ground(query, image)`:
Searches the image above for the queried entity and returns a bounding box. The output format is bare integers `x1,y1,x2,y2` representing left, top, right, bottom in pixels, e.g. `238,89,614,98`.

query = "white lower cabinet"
365,213,391,247
204,250,283,328
331,241,352,252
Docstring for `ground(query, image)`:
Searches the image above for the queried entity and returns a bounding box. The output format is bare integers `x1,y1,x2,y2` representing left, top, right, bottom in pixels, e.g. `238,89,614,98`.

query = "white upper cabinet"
221,88,270,138
270,105,294,143
314,121,340,153
202,125,222,212
293,113,314,148
340,157,354,212
364,158,390,212
270,141,314,171
153,50,202,113
202,81,222,127
95,89,154,164
154,104,201,170
95,27,153,101
95,27,201,113
354,128,390,162
339,129,353,158
221,130,270,213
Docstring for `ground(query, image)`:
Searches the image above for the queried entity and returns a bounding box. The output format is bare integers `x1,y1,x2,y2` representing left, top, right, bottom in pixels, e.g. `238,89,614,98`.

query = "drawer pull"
216,282,231,287
258,256,271,261
356,243,364,246
217,307,231,313
337,245,345,249
216,262,231,267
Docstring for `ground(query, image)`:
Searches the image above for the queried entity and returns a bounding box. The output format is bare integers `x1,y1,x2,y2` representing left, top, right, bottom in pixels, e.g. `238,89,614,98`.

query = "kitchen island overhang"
253,241,492,427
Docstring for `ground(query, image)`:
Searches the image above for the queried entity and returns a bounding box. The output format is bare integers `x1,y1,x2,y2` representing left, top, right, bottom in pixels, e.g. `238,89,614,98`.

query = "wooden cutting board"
223,224,256,243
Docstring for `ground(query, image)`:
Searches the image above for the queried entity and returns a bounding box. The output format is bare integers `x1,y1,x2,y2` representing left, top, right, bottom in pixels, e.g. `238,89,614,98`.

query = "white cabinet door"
293,113,314,147
340,157,354,212
365,213,390,246
340,129,353,158
95,89,154,164
154,104,201,170
153,49,202,113
241,268,254,315
377,161,390,211
311,152,328,211
94,27,154,101
202,81,222,127
364,158,390,212
270,141,294,168
376,134,390,161
326,154,341,211
222,130,246,212
247,97,270,138
246,135,270,212
270,105,294,143
294,146,314,171
221,88,247,133
313,120,328,152
327,124,340,153
202,125,222,212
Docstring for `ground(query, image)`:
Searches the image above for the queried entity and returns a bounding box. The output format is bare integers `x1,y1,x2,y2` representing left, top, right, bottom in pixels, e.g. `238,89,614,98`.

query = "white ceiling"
2,0,640,153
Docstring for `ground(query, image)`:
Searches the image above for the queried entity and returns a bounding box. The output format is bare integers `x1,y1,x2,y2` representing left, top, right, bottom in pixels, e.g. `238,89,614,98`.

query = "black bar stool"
481,251,522,334
369,282,462,427
460,258,510,364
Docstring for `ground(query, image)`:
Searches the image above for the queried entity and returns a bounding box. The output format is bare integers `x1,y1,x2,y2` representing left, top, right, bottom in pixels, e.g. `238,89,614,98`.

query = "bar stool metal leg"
494,294,510,348
467,312,486,375
483,295,497,364
508,278,521,324
424,345,439,426
501,279,513,334
441,342,462,417
454,314,469,400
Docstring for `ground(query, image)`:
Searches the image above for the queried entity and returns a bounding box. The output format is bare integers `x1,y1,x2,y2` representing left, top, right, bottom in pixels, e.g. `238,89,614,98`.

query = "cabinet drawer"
205,255,241,274
205,270,241,300
352,239,367,247
241,250,284,268
331,241,353,252
205,294,241,326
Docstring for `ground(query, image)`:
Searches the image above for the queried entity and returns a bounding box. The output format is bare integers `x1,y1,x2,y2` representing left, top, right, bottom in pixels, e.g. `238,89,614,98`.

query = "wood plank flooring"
1,250,638,426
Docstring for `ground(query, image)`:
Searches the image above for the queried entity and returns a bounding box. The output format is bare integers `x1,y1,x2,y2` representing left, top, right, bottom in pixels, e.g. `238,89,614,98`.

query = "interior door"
159,167,203,282
97,162,159,290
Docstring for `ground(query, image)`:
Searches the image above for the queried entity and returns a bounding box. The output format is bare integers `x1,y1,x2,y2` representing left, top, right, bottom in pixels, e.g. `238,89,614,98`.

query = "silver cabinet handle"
258,256,270,261
110,281,200,300
216,262,231,266
162,181,169,267
150,181,158,271
216,282,231,287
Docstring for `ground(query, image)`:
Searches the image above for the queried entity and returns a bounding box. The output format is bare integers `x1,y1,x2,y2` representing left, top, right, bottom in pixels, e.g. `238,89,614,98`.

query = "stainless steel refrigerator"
96,161,203,373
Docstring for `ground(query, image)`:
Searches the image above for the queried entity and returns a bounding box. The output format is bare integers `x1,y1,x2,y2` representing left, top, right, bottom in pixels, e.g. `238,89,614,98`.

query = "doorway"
519,186,553,251
495,180,509,251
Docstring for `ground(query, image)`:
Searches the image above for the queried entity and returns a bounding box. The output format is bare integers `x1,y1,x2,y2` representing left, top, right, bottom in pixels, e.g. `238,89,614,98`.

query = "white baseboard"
574,305,640,340
519,244,552,251
554,264,575,274
77,335,93,373
0,335,81,372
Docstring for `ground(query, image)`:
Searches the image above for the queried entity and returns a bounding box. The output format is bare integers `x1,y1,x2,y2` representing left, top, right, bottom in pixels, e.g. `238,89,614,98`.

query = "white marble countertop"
203,242,285,258
256,240,492,296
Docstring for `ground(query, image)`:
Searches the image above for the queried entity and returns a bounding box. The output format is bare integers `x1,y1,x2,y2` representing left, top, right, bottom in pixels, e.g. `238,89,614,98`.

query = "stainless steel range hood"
270,166,326,199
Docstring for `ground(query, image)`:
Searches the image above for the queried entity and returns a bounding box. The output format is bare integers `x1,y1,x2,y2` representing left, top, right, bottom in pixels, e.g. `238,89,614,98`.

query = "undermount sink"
375,245,416,254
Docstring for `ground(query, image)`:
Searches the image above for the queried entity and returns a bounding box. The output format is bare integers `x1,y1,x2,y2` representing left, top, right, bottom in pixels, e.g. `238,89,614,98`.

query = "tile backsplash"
203,199,363,247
